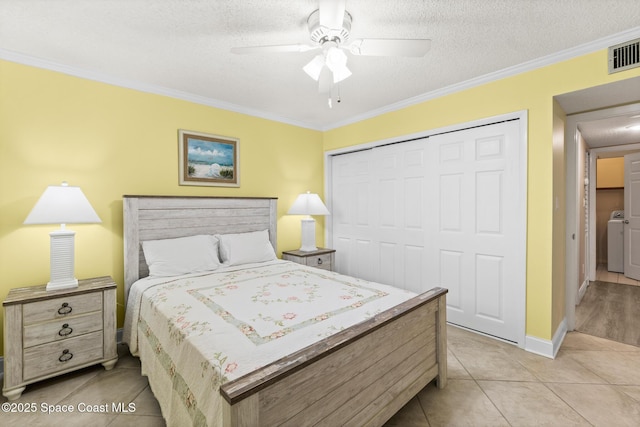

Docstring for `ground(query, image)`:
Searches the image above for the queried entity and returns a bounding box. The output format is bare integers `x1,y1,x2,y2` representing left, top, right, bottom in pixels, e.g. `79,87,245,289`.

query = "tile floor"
2,326,640,426
595,263,640,287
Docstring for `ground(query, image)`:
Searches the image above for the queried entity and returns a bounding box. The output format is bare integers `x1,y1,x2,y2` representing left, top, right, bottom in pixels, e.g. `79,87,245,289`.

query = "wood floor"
576,278,640,347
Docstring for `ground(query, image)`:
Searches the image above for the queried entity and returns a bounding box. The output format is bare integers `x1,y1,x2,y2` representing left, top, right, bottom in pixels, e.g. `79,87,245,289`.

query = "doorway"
561,76,640,335
574,150,640,347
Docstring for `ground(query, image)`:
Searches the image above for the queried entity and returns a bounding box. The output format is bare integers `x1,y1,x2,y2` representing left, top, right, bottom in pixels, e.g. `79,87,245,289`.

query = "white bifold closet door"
331,139,428,293
330,120,524,344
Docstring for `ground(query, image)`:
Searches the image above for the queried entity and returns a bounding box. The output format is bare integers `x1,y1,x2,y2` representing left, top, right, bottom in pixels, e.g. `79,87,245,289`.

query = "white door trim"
324,110,528,348
624,152,640,280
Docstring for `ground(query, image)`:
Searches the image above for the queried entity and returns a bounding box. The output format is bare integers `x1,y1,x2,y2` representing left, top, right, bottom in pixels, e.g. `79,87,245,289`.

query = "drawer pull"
58,349,73,363
57,303,73,315
58,324,73,337
317,258,323,265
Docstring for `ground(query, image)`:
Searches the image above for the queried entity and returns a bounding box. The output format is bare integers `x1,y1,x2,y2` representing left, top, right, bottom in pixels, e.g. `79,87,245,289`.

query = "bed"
122,195,447,427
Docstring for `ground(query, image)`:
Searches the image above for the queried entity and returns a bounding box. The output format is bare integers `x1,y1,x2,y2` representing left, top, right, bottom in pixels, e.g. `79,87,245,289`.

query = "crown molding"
2,26,639,132
0,48,318,130
322,26,640,131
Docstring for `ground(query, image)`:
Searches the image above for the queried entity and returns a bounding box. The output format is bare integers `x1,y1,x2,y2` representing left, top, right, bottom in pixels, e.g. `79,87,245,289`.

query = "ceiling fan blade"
349,39,432,57
231,44,317,54
318,0,346,29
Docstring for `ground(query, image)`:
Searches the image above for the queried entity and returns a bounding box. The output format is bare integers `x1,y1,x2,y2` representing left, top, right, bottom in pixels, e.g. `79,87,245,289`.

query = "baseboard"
0,328,125,378
524,318,567,359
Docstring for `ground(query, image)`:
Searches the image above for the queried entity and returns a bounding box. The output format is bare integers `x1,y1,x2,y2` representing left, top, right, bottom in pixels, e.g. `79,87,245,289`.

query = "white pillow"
142,235,221,277
216,230,276,266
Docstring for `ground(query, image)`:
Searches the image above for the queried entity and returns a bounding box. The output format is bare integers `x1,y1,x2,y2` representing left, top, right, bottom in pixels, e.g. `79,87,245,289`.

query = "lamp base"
46,278,79,291
47,228,79,291
299,217,318,252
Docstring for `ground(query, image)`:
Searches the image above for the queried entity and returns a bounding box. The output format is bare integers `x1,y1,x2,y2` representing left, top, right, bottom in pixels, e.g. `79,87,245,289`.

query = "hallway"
575,265,640,347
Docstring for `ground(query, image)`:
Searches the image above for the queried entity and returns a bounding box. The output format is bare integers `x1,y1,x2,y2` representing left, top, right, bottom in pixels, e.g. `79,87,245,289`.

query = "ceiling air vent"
609,38,640,74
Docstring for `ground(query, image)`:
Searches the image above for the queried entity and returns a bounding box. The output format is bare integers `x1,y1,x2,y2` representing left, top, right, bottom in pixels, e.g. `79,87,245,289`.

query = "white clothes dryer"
607,210,625,273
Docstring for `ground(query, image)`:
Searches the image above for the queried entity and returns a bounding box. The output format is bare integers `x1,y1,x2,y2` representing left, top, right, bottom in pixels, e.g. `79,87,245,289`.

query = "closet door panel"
429,121,522,343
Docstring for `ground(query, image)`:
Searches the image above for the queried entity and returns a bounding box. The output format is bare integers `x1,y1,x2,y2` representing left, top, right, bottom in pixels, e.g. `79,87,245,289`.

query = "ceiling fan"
231,0,431,100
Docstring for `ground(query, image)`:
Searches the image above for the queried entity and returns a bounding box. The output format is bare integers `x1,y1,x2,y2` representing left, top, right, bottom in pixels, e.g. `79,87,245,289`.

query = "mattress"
123,259,416,426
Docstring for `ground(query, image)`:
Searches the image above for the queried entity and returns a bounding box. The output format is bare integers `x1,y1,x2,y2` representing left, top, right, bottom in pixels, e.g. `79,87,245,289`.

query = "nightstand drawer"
307,253,332,270
282,248,335,272
23,331,104,381
23,292,103,325
23,311,103,348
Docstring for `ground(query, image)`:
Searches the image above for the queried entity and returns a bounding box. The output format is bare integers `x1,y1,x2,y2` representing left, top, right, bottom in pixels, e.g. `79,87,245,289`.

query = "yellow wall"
0,60,323,355
597,157,624,188
323,49,640,341
2,46,640,356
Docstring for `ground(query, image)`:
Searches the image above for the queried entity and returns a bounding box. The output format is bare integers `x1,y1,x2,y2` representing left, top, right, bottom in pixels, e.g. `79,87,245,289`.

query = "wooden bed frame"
123,195,447,427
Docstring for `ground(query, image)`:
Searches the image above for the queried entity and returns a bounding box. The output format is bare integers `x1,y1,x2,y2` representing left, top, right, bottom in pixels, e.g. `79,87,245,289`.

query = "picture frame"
178,129,240,187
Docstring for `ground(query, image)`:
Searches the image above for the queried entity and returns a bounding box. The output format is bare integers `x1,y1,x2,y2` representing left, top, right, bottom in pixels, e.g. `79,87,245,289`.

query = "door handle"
625,220,630,224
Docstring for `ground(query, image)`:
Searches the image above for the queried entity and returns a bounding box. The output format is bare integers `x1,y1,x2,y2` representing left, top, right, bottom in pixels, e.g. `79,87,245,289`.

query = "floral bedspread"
123,260,415,427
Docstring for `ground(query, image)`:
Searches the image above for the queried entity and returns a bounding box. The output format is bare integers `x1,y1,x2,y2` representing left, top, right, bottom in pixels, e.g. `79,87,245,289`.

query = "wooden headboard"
123,195,277,297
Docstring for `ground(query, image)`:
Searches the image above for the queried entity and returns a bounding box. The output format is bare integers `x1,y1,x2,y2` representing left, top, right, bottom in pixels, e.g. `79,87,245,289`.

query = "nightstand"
2,276,118,400
282,248,336,271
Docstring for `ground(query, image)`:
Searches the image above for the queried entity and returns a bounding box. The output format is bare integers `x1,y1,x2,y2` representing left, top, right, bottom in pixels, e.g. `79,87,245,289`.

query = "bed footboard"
221,287,447,427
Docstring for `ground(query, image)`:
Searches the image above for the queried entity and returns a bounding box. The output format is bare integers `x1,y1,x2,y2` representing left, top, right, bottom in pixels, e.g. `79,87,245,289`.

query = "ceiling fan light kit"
303,54,326,80
304,42,352,85
303,9,354,88
325,46,348,71
231,0,431,103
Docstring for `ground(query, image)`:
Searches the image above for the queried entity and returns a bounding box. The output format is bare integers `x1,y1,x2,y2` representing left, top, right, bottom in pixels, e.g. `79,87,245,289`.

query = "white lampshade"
24,182,101,291
288,192,330,252
24,183,102,225
287,192,330,216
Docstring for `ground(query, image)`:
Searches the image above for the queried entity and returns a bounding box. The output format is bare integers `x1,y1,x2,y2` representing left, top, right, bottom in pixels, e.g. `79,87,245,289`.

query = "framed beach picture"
178,130,240,187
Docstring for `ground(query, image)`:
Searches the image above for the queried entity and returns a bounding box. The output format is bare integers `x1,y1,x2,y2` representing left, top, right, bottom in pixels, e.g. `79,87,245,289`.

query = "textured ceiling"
1,1,640,131
579,114,640,148
556,76,640,149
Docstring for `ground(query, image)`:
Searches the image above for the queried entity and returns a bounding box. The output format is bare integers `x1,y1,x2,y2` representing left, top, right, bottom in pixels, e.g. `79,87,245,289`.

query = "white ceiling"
577,110,640,149
556,76,640,149
1,1,640,131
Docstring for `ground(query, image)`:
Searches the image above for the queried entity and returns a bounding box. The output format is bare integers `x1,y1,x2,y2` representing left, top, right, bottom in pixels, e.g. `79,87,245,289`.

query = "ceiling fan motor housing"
308,9,352,45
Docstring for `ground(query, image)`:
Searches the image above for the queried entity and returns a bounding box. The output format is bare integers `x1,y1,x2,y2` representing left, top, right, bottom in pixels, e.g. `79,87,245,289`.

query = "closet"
328,118,526,344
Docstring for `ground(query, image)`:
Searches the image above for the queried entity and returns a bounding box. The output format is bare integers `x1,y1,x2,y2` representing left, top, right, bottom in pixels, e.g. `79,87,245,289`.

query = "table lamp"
287,191,330,252
24,182,102,290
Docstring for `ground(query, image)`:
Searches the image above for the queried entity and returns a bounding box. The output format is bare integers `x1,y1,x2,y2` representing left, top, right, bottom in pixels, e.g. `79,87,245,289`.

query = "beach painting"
178,130,239,187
